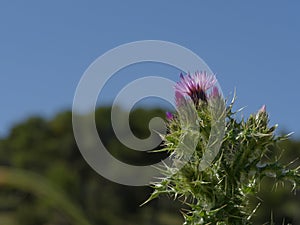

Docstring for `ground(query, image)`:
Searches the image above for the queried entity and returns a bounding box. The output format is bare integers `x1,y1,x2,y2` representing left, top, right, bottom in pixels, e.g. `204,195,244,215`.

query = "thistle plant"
145,72,300,225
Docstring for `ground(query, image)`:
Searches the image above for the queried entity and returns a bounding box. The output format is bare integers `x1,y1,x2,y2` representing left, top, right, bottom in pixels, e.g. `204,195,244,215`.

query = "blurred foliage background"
0,107,299,225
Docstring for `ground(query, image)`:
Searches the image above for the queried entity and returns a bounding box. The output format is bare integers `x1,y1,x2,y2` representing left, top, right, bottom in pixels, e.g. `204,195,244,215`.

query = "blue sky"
1,1,300,138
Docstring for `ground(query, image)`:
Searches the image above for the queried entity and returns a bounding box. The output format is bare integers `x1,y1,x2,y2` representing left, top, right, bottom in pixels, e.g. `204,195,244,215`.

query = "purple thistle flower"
175,71,217,106
166,111,173,120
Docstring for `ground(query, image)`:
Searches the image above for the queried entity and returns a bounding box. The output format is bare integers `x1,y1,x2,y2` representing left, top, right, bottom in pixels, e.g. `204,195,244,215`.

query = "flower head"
175,71,217,106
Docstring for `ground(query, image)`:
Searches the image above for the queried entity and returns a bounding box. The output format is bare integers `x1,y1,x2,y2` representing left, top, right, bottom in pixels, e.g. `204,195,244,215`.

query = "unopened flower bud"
258,105,266,113
166,111,173,120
